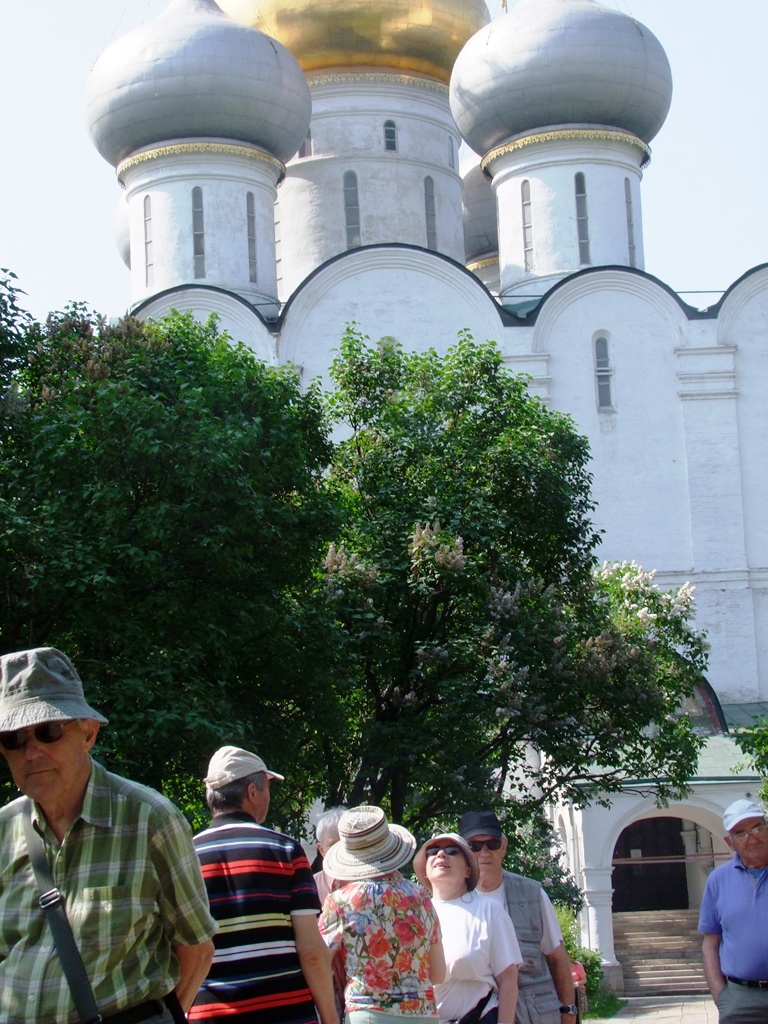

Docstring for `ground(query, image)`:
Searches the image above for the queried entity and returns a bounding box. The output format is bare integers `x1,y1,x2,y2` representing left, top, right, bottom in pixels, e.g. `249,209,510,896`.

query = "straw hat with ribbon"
322,805,416,881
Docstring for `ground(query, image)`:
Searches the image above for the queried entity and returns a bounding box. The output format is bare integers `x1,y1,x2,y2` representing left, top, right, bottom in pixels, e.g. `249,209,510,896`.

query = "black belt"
726,977,768,990
101,998,167,1024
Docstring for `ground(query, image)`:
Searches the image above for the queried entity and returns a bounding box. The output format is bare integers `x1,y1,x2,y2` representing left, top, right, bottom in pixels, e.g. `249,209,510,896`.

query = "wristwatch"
559,1005,578,1016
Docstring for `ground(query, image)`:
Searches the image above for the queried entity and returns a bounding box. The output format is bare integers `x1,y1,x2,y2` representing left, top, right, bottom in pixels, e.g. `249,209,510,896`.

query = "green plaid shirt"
0,758,217,1024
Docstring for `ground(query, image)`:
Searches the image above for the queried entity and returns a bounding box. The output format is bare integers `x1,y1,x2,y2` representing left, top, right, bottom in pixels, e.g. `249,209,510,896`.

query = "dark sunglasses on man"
0,721,70,751
467,837,503,852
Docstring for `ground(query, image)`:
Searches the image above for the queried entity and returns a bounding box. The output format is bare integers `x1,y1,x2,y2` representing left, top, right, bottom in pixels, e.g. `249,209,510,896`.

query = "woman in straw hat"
319,805,446,1024
413,835,521,1024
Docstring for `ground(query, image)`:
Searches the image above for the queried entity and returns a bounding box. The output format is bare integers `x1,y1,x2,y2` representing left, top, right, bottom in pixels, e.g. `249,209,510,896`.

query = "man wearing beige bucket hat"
0,646,217,1024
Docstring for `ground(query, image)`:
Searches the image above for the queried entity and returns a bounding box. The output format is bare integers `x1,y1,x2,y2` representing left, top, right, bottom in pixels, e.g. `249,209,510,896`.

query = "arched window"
344,171,361,249
143,195,153,288
298,129,312,159
192,186,205,279
594,335,613,409
246,192,257,283
448,135,455,170
521,180,533,272
574,172,590,265
625,178,636,268
424,176,437,250
384,120,398,152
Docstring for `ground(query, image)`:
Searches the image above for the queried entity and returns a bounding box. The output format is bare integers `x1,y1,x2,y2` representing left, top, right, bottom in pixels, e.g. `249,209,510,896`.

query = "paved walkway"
591,995,717,1024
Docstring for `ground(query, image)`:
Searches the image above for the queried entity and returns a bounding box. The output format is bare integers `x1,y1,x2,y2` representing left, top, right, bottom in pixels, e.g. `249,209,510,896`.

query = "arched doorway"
612,816,689,911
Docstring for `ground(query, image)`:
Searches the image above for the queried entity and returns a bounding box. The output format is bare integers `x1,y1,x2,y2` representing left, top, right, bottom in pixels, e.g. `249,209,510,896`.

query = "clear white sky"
1,0,767,320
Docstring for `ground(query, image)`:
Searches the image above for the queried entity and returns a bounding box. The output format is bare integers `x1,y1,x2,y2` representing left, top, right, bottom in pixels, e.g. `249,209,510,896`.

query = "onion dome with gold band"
216,0,491,84
85,0,311,167
450,0,672,157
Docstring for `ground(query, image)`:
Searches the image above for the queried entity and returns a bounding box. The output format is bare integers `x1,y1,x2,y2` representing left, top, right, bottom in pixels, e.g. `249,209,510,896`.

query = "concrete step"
612,910,708,996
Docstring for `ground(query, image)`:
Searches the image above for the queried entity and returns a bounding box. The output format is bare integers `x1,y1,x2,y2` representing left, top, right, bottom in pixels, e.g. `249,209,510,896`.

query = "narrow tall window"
192,186,205,278
344,171,361,249
384,120,397,152
624,178,636,268
595,335,613,409
424,176,437,250
274,198,282,288
298,129,312,159
448,135,455,170
575,172,590,265
246,192,257,283
521,179,533,272
143,195,153,288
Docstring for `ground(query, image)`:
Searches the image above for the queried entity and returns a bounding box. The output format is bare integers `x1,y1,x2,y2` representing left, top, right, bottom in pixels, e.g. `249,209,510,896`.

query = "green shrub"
554,905,604,1001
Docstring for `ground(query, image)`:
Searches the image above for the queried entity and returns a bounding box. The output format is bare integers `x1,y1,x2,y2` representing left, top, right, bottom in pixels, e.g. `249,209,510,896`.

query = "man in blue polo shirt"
699,799,768,1023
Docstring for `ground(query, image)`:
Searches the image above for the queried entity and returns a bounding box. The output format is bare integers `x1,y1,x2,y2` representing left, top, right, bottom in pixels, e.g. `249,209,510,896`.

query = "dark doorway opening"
612,817,688,911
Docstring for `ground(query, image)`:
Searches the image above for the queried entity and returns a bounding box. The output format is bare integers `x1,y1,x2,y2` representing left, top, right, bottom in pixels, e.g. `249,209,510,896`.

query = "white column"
581,866,623,992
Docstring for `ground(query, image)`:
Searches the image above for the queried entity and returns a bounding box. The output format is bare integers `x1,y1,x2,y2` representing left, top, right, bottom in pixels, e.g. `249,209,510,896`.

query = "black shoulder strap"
21,799,102,1024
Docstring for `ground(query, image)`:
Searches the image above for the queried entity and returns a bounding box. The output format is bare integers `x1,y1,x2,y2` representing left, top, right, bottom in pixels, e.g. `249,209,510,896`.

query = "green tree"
734,720,768,804
320,326,708,829
0,281,337,820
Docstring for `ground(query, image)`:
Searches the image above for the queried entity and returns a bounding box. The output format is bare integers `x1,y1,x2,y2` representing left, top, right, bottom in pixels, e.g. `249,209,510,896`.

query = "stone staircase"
612,909,708,995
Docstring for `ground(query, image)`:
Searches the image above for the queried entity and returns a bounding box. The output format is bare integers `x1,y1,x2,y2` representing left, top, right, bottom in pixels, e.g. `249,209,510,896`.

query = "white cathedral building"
85,0,768,991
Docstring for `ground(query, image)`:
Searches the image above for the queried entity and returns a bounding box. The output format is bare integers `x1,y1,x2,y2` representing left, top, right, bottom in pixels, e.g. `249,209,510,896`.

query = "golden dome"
217,0,490,83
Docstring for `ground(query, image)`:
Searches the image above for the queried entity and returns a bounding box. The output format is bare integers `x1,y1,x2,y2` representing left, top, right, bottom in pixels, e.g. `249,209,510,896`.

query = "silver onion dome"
450,0,672,157
85,0,312,166
462,164,497,263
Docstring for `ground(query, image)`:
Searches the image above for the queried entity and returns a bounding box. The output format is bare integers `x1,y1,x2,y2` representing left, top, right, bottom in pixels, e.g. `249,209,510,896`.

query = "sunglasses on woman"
467,838,503,852
0,721,69,751
426,845,464,858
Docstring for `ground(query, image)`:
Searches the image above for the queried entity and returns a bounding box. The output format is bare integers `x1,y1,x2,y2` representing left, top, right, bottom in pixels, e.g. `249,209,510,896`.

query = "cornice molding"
466,256,498,272
482,129,651,174
117,143,285,185
308,71,448,94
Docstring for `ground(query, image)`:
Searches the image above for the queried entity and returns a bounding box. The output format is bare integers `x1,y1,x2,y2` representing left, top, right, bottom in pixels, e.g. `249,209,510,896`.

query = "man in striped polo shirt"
190,746,337,1024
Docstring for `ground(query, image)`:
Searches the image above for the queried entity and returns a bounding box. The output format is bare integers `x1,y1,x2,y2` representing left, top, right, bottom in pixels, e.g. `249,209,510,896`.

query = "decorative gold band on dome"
481,129,652,173
308,71,448,94
117,143,286,185
466,257,498,272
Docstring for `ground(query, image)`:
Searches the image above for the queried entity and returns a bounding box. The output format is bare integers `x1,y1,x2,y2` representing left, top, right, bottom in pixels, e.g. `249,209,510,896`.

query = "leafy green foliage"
0,291,710,846
555,905,604,1000
320,327,708,829
0,287,337,820
498,810,583,911
734,718,768,804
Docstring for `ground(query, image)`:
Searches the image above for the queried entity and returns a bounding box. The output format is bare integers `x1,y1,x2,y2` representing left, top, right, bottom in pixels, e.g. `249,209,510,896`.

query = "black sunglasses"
468,838,503,852
0,721,69,751
426,845,464,858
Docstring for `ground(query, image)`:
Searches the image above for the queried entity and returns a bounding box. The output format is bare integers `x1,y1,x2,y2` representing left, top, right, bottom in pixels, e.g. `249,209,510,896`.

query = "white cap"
723,799,765,832
204,745,285,787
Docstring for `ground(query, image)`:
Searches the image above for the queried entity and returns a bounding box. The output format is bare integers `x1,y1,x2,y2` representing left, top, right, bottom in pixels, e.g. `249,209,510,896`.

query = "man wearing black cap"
459,811,576,1024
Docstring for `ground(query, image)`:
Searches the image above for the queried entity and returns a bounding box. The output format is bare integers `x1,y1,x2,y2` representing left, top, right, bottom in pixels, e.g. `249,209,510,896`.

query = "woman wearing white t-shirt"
413,834,522,1024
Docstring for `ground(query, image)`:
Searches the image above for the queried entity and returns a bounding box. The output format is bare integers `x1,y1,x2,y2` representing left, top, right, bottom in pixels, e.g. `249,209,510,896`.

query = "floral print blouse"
320,872,441,1016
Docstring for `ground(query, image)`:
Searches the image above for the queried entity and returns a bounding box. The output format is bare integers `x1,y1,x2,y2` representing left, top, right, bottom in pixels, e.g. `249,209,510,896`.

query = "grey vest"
502,872,561,1024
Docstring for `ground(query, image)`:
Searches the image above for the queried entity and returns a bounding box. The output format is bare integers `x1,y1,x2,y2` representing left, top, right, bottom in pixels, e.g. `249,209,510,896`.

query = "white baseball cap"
204,745,284,787
723,799,765,832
